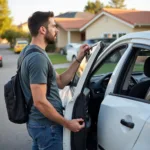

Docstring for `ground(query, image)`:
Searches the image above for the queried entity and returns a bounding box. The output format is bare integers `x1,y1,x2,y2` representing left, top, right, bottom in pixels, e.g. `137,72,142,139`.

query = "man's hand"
65,118,85,132
77,44,90,62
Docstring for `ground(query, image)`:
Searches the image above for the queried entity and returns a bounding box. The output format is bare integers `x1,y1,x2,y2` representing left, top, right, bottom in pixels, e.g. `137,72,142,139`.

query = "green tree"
0,0,12,35
108,0,126,8
1,28,29,48
84,0,104,14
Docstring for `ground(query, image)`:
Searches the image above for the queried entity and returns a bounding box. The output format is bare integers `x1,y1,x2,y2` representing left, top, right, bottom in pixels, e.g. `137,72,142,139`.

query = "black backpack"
4,48,52,124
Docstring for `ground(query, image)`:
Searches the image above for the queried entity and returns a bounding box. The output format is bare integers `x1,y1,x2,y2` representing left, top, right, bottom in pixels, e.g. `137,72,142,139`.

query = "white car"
61,31,150,150
66,43,82,62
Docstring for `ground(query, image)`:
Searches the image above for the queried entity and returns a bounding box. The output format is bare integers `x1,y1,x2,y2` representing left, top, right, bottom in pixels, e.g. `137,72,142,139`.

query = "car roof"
17,40,28,43
117,31,150,41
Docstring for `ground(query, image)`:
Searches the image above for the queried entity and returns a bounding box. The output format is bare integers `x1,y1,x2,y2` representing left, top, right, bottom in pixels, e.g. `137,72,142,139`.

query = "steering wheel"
90,72,137,98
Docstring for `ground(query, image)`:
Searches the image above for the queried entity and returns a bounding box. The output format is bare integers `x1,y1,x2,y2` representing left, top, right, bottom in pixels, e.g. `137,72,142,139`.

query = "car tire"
72,56,76,62
0,62,3,67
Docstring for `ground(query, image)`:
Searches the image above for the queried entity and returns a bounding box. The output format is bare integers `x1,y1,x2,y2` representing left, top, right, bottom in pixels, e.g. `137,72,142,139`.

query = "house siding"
56,27,67,49
71,32,81,43
86,15,133,39
133,27,150,32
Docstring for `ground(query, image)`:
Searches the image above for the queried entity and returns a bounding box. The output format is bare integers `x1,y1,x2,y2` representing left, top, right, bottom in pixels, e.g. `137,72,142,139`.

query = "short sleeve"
28,53,48,84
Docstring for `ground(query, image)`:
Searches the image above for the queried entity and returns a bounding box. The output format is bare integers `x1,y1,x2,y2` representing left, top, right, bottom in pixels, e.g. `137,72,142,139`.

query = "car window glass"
133,49,150,72
93,46,126,75
118,46,150,101
72,45,127,86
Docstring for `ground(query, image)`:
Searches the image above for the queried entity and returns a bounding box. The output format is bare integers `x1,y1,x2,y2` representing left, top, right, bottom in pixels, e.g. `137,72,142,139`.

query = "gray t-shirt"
18,45,63,125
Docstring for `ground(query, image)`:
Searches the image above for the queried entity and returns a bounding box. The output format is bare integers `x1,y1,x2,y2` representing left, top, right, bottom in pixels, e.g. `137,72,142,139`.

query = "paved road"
0,44,32,150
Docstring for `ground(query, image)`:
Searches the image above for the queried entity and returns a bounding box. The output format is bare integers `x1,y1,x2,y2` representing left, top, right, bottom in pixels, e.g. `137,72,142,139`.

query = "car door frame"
63,41,105,150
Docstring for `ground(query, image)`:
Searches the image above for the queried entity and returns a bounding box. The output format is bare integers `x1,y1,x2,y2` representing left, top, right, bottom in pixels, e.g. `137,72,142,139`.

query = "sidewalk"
53,63,71,69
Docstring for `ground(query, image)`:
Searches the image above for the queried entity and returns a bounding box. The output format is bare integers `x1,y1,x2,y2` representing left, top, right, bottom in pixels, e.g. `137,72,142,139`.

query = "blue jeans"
27,121,63,150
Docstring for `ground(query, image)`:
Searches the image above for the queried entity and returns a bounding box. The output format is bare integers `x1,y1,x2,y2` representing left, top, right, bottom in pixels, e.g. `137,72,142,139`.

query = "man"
18,11,90,150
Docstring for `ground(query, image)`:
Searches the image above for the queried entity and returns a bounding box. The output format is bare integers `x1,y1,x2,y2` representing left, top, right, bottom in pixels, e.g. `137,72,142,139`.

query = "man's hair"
28,11,54,36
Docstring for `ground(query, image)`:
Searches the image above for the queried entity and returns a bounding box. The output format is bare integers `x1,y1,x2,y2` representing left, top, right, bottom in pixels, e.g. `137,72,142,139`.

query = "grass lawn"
55,63,144,75
55,68,67,74
48,53,69,64
95,63,144,75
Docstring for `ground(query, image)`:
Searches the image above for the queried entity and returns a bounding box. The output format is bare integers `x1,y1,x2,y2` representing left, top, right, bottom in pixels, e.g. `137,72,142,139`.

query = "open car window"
72,44,127,87
118,45,150,100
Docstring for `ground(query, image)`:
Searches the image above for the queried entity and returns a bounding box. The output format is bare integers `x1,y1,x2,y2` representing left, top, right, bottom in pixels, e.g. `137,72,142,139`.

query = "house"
81,8,150,39
55,18,92,49
18,9,150,50
18,22,29,33
55,11,94,49
56,11,94,19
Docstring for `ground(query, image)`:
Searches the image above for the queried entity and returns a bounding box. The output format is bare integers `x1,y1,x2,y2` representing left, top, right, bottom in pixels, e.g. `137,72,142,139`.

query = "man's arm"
30,83,85,132
56,44,90,89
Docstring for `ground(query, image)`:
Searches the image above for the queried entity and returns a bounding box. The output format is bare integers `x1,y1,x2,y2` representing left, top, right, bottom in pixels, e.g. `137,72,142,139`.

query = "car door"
97,41,150,150
63,42,104,150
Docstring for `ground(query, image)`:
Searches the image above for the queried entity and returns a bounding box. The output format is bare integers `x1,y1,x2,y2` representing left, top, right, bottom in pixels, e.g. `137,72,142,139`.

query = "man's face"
44,17,58,44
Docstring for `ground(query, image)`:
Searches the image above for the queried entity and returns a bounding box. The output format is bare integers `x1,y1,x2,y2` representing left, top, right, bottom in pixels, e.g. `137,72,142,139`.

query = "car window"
17,41,28,44
133,49,150,72
116,45,150,102
72,45,126,86
93,46,126,75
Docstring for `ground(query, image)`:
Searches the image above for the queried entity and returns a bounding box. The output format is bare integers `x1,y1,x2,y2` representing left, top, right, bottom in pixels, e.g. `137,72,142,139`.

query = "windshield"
17,41,28,44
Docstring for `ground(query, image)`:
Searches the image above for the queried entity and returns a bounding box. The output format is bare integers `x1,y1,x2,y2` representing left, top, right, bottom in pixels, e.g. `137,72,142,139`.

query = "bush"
46,43,56,52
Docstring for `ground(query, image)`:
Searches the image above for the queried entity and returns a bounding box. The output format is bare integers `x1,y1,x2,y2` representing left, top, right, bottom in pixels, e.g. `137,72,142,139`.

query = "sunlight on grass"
48,54,69,64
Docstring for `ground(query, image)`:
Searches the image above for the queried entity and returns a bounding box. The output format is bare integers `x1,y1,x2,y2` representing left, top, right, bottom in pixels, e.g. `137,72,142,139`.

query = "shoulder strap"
18,48,53,110
18,49,44,71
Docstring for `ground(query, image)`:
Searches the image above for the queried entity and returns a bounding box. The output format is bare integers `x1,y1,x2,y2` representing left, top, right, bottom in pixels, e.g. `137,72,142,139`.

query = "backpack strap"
18,48,53,112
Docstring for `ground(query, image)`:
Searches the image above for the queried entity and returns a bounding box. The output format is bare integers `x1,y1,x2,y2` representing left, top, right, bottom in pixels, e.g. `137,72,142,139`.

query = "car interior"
71,44,150,150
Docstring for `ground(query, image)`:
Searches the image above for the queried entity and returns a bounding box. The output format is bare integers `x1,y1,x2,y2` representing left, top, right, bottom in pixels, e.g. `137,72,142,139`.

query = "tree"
108,0,126,9
1,28,29,48
84,0,104,14
0,0,12,35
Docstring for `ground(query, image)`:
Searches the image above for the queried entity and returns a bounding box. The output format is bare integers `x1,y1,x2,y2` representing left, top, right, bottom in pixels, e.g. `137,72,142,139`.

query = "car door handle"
120,119,134,129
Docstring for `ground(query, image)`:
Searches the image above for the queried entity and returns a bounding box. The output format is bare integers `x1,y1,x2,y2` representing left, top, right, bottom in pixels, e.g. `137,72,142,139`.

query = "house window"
118,33,126,38
104,33,112,38
103,33,117,38
112,34,117,38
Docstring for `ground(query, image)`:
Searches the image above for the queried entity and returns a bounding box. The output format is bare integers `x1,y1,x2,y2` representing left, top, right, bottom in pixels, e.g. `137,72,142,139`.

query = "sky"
8,0,150,25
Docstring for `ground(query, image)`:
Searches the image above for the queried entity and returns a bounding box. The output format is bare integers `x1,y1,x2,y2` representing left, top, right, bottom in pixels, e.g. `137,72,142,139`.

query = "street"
0,44,32,150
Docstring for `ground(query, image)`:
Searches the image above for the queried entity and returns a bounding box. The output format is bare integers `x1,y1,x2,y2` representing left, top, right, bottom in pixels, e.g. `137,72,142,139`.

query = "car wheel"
72,56,76,62
0,62,3,67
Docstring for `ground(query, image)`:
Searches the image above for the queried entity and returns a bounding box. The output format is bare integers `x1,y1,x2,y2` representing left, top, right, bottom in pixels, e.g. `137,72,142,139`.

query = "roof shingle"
103,8,150,25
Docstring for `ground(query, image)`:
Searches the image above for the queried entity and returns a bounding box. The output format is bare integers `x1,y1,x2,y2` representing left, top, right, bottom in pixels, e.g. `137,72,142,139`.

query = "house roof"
56,11,94,19
55,18,94,31
103,8,150,26
80,8,150,31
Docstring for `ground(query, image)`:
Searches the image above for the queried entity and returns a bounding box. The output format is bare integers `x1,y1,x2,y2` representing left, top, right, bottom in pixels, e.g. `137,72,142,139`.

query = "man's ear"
39,26,46,35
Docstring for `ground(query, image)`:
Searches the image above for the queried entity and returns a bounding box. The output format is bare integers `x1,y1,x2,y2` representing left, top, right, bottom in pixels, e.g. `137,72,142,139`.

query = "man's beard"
44,30,56,45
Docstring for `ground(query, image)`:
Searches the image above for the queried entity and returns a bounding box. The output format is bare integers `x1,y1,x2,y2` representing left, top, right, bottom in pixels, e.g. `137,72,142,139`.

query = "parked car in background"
83,37,116,47
61,31,150,150
66,43,82,62
14,40,28,53
0,55,3,67
60,43,81,55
